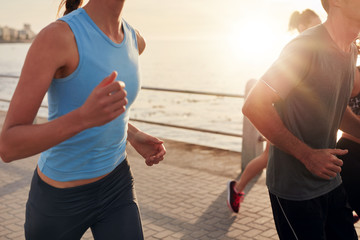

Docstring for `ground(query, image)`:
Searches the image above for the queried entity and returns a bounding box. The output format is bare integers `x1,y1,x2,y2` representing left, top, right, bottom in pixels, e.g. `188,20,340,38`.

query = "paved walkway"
0,111,359,240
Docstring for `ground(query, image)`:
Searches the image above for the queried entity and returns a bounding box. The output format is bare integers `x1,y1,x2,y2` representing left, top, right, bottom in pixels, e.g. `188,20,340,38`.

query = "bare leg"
234,141,269,193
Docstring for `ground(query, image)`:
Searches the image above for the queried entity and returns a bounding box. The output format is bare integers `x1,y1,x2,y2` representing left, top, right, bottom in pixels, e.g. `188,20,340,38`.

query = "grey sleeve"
261,39,312,99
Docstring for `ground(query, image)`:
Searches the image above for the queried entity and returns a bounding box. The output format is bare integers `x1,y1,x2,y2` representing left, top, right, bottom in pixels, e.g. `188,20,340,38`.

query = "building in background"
0,24,35,43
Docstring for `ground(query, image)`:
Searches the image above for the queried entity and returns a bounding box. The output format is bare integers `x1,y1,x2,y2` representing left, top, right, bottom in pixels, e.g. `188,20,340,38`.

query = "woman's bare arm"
0,21,127,162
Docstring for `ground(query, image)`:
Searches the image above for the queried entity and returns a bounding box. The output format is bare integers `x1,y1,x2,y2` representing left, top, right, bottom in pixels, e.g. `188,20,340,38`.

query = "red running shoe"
227,180,244,213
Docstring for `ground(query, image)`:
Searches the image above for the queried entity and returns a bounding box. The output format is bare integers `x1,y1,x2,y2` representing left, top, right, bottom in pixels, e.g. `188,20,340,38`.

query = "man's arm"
340,106,360,138
242,80,346,179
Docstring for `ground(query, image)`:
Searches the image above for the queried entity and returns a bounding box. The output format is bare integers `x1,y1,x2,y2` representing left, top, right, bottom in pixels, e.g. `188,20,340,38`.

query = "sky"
0,0,60,33
0,0,327,68
0,0,326,35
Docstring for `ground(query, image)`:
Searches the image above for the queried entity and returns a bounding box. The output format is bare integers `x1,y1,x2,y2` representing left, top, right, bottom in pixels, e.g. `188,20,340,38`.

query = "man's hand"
301,148,347,180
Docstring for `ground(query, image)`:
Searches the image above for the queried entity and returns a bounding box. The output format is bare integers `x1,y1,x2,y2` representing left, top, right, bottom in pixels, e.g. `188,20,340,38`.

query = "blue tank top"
38,8,141,181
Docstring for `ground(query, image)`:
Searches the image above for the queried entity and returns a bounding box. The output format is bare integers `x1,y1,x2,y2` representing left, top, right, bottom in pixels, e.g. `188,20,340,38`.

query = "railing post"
241,79,264,171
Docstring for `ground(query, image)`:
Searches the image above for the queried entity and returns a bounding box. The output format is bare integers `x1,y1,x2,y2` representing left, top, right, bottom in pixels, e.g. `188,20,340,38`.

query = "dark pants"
337,138,360,216
25,159,144,240
269,185,357,240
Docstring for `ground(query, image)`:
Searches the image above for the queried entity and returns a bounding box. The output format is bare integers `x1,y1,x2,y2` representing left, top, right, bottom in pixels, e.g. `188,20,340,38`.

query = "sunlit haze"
0,0,335,151
1,0,326,62
1,0,326,35
0,0,327,87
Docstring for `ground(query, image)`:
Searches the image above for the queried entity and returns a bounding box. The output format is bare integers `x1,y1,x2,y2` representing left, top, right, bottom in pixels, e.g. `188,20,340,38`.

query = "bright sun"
226,18,292,64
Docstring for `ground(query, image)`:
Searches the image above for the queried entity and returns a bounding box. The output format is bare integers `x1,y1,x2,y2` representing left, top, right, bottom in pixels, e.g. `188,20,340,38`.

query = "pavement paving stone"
1,111,360,239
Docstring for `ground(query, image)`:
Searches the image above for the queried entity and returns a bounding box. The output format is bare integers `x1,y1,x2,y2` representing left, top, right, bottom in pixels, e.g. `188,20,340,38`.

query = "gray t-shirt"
262,25,357,200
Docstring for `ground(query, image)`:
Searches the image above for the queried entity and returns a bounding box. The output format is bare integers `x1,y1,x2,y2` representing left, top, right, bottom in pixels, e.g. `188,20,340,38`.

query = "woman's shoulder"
26,20,77,70
32,21,75,50
122,19,146,54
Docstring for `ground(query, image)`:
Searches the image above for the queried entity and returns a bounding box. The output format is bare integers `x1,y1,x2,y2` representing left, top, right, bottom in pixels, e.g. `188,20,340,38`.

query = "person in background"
0,0,166,239
337,64,360,223
288,9,322,33
227,8,321,214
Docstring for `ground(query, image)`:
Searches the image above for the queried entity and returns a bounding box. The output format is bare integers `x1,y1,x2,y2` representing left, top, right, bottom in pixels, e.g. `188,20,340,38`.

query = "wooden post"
241,79,264,171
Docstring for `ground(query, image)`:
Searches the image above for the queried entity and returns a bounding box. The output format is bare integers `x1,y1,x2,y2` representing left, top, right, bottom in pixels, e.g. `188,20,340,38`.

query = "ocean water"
3,0,318,151
0,39,267,152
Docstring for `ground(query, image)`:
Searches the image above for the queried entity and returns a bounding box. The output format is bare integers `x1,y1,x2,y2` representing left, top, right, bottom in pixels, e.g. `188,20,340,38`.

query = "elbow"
0,137,14,163
0,145,11,163
0,156,11,164
242,96,255,121
242,100,250,118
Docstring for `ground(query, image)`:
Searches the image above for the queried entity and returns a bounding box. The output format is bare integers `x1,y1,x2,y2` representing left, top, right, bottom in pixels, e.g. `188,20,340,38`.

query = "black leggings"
337,137,360,216
269,185,357,240
24,159,143,240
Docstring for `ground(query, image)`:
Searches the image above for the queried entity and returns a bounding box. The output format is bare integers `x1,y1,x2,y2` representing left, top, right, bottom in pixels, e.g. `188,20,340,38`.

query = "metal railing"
0,74,266,170
0,74,245,138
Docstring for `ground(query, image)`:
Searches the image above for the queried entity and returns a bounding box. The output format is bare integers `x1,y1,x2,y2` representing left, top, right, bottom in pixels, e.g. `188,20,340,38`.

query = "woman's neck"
83,0,125,43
